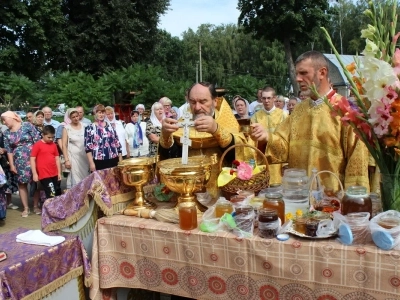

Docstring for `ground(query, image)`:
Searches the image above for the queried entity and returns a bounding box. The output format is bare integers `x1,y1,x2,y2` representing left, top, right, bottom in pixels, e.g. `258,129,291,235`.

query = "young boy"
30,125,62,200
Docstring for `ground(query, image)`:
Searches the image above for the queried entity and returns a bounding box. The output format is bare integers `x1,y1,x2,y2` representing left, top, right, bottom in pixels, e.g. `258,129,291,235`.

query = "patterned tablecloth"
0,228,91,300
41,168,134,233
90,215,400,300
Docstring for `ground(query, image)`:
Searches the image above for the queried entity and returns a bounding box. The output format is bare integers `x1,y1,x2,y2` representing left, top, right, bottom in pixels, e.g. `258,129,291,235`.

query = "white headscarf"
233,96,250,118
149,102,164,128
105,106,117,126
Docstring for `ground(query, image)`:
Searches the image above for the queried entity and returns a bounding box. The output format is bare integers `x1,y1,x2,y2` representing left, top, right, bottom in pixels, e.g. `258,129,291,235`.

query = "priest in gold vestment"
159,82,248,198
251,86,288,185
251,51,369,191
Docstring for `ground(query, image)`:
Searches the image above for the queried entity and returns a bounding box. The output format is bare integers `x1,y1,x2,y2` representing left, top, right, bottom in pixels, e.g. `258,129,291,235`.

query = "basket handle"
218,143,269,172
309,170,345,205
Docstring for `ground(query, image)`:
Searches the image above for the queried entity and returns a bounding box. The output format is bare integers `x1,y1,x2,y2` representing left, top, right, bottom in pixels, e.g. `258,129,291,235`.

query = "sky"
158,0,240,38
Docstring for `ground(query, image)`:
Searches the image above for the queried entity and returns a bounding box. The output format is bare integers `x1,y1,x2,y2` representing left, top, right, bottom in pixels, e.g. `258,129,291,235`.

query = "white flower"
361,39,380,57
361,24,376,40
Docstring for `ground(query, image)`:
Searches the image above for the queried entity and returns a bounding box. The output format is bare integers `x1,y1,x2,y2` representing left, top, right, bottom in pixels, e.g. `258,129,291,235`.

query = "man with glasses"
76,106,91,125
251,86,288,184
250,51,369,191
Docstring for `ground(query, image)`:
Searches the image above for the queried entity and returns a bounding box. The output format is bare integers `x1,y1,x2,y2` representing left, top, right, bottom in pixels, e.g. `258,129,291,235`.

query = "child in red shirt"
30,125,62,200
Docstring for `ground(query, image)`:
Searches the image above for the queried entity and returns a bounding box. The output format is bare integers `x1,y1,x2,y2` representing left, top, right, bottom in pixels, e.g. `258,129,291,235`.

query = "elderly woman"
84,104,122,171
159,97,173,118
105,106,129,158
1,111,41,217
125,110,149,157
287,96,300,115
135,104,147,122
233,96,250,119
33,110,45,134
146,102,164,157
62,109,89,188
171,106,181,120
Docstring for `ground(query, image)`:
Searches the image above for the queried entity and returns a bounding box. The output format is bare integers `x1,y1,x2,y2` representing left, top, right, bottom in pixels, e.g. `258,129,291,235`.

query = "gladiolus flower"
384,137,397,147
361,24,376,40
346,62,356,74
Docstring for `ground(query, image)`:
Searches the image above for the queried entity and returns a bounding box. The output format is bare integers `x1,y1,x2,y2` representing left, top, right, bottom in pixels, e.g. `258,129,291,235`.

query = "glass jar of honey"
178,202,197,230
263,192,285,225
215,202,233,218
342,186,372,217
258,208,279,239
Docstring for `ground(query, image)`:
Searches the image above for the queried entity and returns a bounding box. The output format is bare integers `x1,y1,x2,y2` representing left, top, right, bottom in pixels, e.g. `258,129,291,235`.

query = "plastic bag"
196,191,213,207
370,210,400,250
199,197,230,233
333,211,371,245
233,205,255,238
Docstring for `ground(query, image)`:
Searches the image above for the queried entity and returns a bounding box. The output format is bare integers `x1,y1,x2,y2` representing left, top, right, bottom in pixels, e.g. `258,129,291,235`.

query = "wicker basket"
219,144,270,199
309,170,344,207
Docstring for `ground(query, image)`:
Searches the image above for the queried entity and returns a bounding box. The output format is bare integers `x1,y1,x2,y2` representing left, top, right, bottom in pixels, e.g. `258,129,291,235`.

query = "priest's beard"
302,76,321,100
193,105,215,120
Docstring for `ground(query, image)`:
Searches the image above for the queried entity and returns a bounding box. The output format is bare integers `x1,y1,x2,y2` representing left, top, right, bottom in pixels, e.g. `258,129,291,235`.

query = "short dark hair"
42,125,55,135
188,82,217,100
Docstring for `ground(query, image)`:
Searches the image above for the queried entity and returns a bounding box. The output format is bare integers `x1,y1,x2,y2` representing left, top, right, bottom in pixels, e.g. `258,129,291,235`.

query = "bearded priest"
159,82,250,198
250,51,369,191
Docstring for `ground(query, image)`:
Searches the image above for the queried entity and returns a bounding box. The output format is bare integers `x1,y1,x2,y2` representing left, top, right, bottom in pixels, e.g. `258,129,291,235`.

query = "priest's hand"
162,117,179,135
194,116,217,134
250,123,269,142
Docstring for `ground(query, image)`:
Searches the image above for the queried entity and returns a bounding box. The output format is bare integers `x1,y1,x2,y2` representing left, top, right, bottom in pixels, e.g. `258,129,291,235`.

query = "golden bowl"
157,156,216,211
118,156,158,210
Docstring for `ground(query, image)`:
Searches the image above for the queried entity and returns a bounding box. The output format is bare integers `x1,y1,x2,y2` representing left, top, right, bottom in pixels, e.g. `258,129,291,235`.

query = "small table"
90,215,400,300
0,228,91,300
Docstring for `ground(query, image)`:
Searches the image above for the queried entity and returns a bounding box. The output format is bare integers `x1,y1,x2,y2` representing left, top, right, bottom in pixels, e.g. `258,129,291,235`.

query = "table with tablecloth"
90,215,400,300
0,228,91,300
41,168,135,258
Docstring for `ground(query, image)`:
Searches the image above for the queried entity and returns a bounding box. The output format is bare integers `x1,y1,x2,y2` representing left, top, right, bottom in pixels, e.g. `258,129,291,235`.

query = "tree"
0,0,68,80
61,0,170,76
238,0,330,95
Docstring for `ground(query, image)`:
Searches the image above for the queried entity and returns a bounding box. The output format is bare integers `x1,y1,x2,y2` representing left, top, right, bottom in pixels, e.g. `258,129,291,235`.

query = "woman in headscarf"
125,110,149,157
105,106,129,158
33,110,45,134
170,106,181,120
1,111,41,217
84,105,122,171
146,102,165,157
62,109,89,188
135,104,148,122
232,96,250,119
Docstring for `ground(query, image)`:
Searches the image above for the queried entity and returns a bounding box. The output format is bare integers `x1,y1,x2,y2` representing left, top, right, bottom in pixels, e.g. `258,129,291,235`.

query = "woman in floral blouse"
146,102,165,157
84,105,122,171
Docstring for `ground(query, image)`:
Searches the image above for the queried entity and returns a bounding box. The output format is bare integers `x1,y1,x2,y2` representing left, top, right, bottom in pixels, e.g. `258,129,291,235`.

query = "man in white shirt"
248,88,263,115
42,106,60,129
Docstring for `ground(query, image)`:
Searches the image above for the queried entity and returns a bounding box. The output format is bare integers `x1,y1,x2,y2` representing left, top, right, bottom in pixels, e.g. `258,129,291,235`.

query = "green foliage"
225,75,265,102
238,0,330,95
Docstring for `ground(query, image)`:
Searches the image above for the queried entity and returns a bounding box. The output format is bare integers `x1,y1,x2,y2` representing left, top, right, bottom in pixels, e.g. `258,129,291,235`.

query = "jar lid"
345,185,368,196
372,230,394,250
338,223,353,245
264,192,283,199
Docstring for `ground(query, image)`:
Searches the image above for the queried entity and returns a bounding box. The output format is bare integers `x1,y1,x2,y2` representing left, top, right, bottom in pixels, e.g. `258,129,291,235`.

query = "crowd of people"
0,50,370,223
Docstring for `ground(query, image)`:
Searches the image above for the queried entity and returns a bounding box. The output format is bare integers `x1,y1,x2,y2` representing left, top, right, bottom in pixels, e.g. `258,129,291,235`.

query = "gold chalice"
118,157,157,210
157,155,217,212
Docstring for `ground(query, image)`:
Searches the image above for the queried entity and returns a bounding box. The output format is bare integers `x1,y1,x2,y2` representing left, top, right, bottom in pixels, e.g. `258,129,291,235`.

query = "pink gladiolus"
393,48,400,67
237,162,253,180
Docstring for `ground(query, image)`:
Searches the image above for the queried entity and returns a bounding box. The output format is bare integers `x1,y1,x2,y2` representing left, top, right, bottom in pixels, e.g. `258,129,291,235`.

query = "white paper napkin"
16,230,65,246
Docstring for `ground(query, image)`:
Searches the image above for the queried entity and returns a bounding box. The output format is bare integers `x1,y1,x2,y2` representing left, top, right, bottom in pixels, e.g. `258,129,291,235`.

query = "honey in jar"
263,192,285,225
294,217,307,234
341,186,372,217
258,208,279,239
305,219,319,237
179,202,197,230
215,202,233,218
